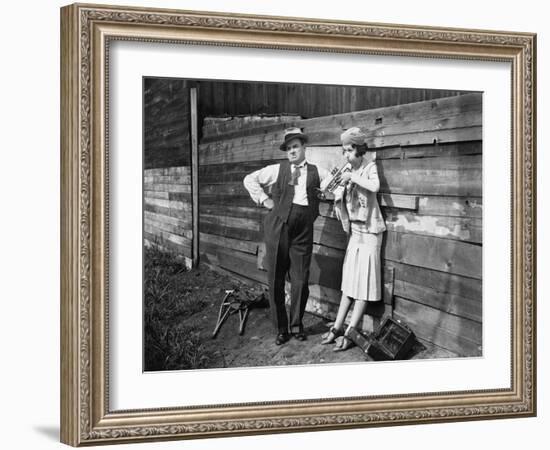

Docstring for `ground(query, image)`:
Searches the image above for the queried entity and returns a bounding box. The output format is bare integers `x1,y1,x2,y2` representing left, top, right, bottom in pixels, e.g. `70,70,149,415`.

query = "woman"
321,127,386,351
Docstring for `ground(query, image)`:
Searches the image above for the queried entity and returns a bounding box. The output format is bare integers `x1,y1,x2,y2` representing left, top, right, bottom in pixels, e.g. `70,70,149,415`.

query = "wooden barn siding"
198,81,465,126
144,78,191,169
144,78,465,169
144,166,193,259
197,93,483,357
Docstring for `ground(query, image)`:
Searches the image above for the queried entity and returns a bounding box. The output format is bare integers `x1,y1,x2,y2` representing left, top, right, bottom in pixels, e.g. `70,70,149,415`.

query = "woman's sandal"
321,326,343,345
333,334,355,352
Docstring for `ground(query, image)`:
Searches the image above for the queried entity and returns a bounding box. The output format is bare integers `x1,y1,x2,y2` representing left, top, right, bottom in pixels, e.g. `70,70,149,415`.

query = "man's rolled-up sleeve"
243,164,280,206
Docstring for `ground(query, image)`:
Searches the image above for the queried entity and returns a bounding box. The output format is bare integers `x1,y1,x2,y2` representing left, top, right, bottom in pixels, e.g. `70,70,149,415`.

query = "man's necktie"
289,165,301,186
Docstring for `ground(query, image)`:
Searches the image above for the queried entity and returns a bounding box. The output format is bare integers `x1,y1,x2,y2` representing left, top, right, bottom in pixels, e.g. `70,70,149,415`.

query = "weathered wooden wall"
198,93,482,357
144,77,465,169
198,82,464,122
144,166,193,260
144,78,191,170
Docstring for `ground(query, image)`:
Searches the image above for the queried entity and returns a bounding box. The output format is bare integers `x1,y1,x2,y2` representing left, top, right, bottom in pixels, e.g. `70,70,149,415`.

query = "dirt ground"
160,264,458,370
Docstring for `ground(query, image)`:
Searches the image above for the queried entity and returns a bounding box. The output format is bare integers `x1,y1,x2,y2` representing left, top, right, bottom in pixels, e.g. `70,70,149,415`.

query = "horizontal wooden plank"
145,166,191,176
144,148,190,171
168,192,193,203
201,261,263,288
379,170,481,197
383,231,482,279
393,296,482,356
144,131,190,151
301,92,482,135
198,91,478,144
200,221,262,242
199,94,482,164
202,115,301,139
387,260,482,301
144,211,192,237
384,209,482,243
145,123,190,142
200,245,268,285
144,222,193,241
200,213,260,231
393,279,481,322
199,183,250,197
326,194,483,219
199,154,481,197
199,232,259,255
145,90,189,108
347,127,481,149
200,186,415,215
145,94,188,113
144,229,192,249
144,203,192,220
377,141,482,160
144,175,191,185
198,161,275,184
313,216,348,250
310,108,481,141
199,128,482,168
379,194,418,210
199,127,481,165
201,239,342,290
199,203,266,221
144,233,192,258
144,190,170,200
144,210,191,227
144,183,192,193
305,142,481,169
144,241,191,260
417,195,482,218
144,197,192,211
309,251,343,290
145,115,190,134
304,142,482,176
144,202,171,217
381,153,481,171
159,230,192,247
200,194,254,208
145,103,189,120
145,108,190,125
317,194,418,219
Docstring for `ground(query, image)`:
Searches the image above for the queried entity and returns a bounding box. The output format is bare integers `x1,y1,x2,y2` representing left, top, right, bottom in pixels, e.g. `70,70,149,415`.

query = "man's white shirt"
243,162,330,207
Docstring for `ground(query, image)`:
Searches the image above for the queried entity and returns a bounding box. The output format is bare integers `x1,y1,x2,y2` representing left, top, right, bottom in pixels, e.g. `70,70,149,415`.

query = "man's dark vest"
271,161,320,223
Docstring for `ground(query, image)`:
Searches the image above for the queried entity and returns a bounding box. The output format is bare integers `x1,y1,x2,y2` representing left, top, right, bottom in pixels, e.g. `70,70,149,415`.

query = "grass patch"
143,245,214,371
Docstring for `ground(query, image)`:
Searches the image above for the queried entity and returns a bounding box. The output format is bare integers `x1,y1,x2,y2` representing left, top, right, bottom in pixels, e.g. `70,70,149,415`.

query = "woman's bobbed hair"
351,143,368,157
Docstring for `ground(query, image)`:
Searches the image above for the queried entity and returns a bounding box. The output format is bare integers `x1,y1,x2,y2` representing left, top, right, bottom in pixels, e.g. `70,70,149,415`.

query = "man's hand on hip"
263,198,275,210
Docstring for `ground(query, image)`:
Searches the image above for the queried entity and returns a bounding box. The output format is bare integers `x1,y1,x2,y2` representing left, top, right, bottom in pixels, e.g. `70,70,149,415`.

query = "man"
243,127,329,345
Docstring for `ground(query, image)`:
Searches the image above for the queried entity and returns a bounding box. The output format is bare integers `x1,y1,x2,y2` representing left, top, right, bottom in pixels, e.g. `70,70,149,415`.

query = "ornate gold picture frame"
60,3,536,446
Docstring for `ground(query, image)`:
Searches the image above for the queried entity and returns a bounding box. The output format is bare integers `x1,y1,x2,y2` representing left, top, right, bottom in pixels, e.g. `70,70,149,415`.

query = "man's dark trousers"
263,162,319,335
268,205,313,334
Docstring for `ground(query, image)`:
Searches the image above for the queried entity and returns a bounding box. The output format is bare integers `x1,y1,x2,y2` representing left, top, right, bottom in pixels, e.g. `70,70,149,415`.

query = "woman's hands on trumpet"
317,164,352,200
333,170,352,185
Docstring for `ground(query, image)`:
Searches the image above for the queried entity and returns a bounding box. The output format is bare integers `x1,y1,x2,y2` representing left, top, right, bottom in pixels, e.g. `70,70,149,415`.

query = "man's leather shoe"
275,333,291,345
292,331,307,341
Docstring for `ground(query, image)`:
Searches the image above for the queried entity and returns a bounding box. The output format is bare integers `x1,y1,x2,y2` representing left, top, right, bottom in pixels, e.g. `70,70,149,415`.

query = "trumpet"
317,163,351,199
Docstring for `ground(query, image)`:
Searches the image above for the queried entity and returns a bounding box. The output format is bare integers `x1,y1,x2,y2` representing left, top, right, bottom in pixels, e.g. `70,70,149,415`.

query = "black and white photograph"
142,78,482,372
2,0,545,447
